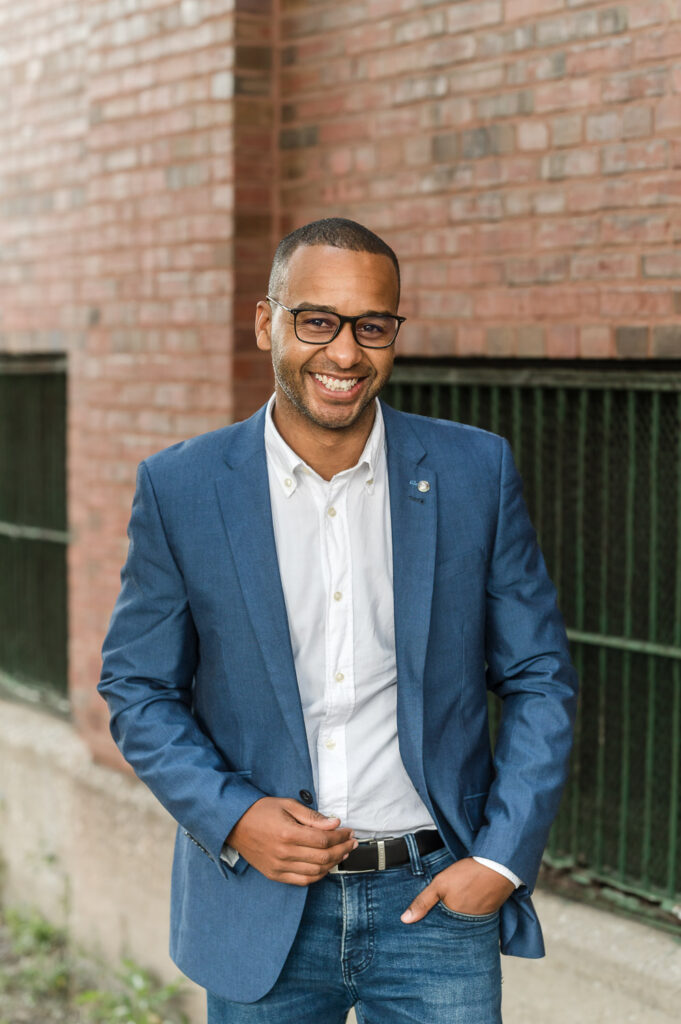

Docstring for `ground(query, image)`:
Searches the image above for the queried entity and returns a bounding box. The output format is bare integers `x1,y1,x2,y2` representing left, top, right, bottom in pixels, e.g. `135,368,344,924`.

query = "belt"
329,829,444,874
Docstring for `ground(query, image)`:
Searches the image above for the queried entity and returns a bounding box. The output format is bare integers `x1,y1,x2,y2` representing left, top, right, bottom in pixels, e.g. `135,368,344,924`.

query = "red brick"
535,78,600,113
518,120,548,150
642,250,681,277
579,325,612,357
516,325,546,355
601,288,672,317
457,326,487,356
655,96,681,131
570,253,638,280
486,326,516,356
506,0,564,19
615,326,649,357
546,325,579,358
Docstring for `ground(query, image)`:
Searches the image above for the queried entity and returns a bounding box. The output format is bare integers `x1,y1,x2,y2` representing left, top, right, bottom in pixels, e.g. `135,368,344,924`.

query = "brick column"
70,1,239,763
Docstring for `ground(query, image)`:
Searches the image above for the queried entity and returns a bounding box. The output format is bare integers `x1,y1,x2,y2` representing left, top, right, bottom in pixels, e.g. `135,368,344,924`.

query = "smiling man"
99,218,578,1023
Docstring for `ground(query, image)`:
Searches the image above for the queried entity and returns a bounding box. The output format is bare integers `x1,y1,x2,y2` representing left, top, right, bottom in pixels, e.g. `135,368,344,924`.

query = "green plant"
77,958,188,1024
4,906,67,956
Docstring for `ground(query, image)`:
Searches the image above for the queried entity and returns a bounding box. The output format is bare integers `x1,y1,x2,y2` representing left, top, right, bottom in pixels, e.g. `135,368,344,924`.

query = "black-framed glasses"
267,296,406,349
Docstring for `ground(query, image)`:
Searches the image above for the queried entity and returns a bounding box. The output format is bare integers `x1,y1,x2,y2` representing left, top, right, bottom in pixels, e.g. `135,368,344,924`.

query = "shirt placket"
316,474,355,822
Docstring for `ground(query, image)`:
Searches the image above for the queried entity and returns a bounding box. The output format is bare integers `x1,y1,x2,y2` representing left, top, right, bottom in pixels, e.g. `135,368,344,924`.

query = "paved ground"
343,889,681,1023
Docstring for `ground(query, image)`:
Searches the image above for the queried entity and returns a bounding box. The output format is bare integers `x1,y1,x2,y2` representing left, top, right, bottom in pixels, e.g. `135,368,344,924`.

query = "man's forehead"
281,244,399,299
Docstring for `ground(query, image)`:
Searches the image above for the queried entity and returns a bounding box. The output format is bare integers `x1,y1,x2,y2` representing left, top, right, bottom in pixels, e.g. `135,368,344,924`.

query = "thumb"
286,800,341,829
401,882,440,924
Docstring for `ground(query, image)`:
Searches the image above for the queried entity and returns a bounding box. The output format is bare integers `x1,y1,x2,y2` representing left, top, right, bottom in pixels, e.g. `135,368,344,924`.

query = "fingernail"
352,840,359,849
401,910,414,923
342,852,350,860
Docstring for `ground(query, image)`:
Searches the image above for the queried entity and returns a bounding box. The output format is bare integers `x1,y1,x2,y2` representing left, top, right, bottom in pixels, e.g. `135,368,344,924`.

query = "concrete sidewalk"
345,889,681,1023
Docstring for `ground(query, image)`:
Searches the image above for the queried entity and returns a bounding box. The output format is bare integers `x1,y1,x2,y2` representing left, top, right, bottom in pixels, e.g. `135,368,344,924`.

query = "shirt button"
335,671,344,682
333,591,342,601
366,478,374,486
325,739,336,750
284,477,292,488
327,507,336,517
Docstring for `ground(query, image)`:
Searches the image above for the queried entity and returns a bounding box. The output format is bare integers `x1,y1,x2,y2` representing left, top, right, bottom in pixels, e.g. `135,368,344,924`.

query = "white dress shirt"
224,396,520,888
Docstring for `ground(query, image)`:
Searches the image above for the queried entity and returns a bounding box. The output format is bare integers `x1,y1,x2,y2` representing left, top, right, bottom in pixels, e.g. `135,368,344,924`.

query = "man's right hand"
226,797,358,885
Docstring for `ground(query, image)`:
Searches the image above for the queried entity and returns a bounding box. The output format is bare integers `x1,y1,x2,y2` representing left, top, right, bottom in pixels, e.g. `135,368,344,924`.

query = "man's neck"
271,398,376,481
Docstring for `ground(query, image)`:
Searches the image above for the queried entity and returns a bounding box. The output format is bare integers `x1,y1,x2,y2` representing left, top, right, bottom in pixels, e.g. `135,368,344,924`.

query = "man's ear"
255,300,272,352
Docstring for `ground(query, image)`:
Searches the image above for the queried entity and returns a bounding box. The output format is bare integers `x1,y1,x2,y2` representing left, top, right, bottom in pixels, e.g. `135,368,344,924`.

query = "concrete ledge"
2,698,679,1024
0,698,204,1021
501,889,681,1023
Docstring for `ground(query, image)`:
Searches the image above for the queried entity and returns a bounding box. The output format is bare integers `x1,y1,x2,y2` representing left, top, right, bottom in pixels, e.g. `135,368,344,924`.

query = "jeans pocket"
436,901,500,922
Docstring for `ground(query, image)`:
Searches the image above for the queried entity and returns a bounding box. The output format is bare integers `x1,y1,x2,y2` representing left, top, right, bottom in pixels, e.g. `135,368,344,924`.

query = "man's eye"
358,321,387,335
301,316,334,329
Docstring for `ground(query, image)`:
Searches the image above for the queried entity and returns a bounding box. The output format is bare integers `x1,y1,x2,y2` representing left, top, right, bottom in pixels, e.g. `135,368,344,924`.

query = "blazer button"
299,789,313,805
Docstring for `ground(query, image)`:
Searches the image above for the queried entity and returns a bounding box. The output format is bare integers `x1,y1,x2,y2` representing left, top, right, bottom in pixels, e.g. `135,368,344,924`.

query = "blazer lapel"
382,402,438,791
213,408,312,779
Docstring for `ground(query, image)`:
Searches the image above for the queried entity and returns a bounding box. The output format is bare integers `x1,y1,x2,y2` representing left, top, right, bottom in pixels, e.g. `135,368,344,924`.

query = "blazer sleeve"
471,438,579,889
98,460,266,877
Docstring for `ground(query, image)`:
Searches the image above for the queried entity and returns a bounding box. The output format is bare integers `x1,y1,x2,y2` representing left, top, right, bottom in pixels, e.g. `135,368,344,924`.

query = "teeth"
313,373,359,392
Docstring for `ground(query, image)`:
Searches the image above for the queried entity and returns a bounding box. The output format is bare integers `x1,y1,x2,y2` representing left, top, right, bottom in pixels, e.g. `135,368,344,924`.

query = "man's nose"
323,321,363,368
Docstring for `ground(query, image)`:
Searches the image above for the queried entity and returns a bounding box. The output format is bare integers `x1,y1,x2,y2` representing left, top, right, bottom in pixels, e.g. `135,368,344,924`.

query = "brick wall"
279,0,681,360
0,0,240,756
1,0,680,757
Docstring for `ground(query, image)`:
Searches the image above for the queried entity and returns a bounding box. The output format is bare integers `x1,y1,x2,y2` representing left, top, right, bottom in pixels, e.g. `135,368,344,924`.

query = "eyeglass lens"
295,311,398,348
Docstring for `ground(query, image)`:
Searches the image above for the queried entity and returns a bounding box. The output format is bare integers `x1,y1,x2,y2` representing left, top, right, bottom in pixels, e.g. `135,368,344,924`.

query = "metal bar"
668,392,681,898
450,384,461,424
470,384,480,427
0,521,70,544
431,384,442,420
593,389,610,872
0,356,68,375
566,630,681,660
553,388,565,598
642,393,660,888
570,389,588,864
489,385,500,436
389,364,681,392
533,388,543,539
617,391,635,882
511,388,522,467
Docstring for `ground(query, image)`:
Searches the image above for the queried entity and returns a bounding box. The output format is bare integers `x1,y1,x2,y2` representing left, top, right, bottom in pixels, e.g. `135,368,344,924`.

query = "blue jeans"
206,840,502,1023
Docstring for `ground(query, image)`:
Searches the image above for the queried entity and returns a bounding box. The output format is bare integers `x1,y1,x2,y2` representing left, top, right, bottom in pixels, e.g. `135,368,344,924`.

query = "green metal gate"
0,356,68,709
384,363,681,925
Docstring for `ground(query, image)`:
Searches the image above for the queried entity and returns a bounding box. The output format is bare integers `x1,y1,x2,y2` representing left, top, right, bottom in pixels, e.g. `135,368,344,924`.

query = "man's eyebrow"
292,302,397,316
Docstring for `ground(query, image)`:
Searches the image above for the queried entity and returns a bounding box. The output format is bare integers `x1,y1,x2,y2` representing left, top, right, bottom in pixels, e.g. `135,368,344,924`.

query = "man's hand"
226,797,358,885
401,857,515,923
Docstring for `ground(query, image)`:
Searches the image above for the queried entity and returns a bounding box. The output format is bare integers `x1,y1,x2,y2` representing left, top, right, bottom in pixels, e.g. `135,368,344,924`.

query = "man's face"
256,245,399,433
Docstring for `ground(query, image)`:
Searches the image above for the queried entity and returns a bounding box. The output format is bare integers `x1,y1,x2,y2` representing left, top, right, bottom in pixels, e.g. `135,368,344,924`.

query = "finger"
287,825,355,850
275,870,328,886
284,800,342,830
278,835,358,860
401,882,441,923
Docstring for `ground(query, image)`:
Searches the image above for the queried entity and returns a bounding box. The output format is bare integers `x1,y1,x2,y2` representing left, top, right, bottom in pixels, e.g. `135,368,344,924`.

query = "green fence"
0,357,68,705
384,362,681,923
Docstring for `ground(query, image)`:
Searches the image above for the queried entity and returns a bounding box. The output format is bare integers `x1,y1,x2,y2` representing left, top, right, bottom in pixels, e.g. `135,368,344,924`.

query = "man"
99,218,577,1023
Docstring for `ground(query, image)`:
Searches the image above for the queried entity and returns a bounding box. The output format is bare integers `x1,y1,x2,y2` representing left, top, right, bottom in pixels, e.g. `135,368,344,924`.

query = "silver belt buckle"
329,838,388,874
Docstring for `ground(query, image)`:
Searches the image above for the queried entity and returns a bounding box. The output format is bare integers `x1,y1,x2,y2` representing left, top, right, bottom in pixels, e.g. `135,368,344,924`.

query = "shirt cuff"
220,842,240,868
473,856,523,889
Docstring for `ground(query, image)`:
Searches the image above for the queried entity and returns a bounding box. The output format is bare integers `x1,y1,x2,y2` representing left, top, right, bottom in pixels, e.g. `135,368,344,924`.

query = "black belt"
330,829,444,873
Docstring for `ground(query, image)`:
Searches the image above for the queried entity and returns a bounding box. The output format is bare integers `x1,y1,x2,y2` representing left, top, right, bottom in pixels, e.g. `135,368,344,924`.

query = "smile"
312,373,361,393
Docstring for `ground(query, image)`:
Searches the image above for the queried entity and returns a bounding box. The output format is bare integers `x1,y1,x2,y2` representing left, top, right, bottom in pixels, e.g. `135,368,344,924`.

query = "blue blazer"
99,401,578,1003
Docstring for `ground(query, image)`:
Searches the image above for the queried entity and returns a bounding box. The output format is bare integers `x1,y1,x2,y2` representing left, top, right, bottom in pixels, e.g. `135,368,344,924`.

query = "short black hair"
268,217,400,301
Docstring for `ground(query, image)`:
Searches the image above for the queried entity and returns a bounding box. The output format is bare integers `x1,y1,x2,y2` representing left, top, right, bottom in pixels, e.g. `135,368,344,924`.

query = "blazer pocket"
463,791,489,833
436,547,484,581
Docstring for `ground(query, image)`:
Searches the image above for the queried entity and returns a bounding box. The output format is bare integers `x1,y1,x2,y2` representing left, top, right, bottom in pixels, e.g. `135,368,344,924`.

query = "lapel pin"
417,480,430,493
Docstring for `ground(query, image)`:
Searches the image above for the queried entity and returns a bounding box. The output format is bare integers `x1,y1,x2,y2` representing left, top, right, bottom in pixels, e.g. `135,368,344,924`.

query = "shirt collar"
264,394,384,497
